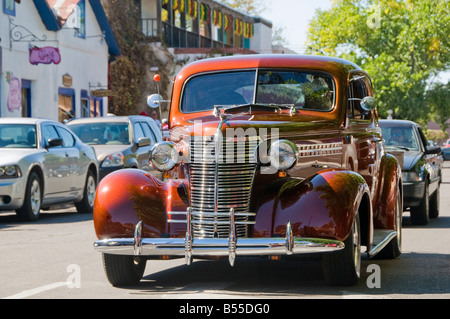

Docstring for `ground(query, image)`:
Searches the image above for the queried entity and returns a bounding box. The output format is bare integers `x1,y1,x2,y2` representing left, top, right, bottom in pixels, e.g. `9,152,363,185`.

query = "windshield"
69,122,130,145
0,124,37,148
381,126,420,151
181,69,335,113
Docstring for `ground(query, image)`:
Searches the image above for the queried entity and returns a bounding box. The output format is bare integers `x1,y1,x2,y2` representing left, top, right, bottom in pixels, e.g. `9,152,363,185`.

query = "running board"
367,229,397,258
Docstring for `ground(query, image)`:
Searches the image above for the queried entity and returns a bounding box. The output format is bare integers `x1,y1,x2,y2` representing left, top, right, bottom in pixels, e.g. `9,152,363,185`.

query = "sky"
259,0,449,83
260,0,333,53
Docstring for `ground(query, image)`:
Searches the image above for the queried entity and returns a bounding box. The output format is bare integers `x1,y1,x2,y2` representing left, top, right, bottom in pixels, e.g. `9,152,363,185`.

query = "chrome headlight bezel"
101,153,124,168
402,171,422,182
0,165,22,179
269,140,299,172
150,142,178,172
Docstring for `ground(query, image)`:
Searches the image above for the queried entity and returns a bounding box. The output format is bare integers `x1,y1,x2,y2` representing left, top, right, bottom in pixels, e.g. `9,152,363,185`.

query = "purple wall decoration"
29,46,61,65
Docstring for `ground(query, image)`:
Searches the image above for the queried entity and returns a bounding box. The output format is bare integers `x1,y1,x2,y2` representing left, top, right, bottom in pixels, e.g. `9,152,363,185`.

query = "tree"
102,0,152,116
218,0,267,16
306,0,450,125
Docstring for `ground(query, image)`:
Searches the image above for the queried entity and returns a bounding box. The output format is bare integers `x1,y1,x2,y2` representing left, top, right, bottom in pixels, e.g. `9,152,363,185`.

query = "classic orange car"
93,55,402,286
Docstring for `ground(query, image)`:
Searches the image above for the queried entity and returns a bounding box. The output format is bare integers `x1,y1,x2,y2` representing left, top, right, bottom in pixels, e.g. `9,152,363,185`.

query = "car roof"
0,117,55,125
379,119,419,127
67,115,152,125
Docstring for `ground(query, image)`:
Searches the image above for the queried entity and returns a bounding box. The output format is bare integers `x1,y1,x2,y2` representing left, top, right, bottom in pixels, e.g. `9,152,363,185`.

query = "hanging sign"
29,46,61,65
91,89,112,97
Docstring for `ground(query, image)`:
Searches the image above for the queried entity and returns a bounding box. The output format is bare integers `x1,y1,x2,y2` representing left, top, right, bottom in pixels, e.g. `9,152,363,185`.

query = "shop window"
3,0,16,16
58,88,75,123
80,90,90,117
90,98,102,117
21,80,31,118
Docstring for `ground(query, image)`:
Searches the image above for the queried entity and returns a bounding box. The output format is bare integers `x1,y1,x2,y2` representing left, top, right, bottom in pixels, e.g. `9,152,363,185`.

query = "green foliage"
306,0,450,126
104,0,152,116
217,0,266,15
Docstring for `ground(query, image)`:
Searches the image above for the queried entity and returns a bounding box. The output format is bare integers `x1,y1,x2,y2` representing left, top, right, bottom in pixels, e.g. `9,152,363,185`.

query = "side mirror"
147,94,163,109
47,138,63,148
137,137,151,147
360,96,377,111
425,145,441,155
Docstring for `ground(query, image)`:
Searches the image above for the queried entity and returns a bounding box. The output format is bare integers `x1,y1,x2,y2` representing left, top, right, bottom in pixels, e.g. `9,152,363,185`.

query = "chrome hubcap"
86,176,96,207
30,179,41,216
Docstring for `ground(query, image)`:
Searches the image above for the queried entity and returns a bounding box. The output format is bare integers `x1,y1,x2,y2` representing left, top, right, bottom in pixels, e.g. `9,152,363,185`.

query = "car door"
54,125,83,194
41,123,72,198
344,72,383,200
416,126,441,194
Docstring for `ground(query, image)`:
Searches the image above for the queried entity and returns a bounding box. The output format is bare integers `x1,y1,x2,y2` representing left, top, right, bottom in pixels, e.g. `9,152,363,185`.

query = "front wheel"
102,254,146,287
322,213,361,286
16,172,42,221
75,170,96,214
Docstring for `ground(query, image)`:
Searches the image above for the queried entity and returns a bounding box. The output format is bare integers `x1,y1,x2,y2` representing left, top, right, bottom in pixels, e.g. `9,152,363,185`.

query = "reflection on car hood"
400,150,422,171
0,148,41,164
90,144,130,162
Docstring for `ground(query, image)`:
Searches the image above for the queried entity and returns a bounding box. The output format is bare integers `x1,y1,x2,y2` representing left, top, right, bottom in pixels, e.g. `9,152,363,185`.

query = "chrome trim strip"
367,230,397,258
94,237,345,257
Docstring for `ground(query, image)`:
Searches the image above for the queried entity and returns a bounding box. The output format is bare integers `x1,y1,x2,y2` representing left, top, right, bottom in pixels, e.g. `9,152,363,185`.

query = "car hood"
90,144,130,162
399,150,422,171
0,148,41,164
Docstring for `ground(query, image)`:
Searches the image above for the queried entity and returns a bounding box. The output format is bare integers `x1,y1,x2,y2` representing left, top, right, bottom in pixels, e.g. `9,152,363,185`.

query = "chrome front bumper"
94,208,345,266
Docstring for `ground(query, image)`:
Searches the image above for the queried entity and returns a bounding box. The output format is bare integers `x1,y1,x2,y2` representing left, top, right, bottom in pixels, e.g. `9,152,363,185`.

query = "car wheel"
376,186,402,259
410,181,430,225
322,213,361,286
75,170,96,214
102,254,146,287
16,172,42,221
429,184,440,219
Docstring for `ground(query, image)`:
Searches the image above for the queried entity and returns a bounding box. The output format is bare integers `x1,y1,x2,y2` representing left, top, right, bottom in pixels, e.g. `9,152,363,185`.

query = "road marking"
3,282,67,299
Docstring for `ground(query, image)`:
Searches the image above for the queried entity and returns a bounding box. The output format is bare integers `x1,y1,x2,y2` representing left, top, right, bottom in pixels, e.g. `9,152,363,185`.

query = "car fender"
373,153,402,230
252,169,372,243
93,169,188,240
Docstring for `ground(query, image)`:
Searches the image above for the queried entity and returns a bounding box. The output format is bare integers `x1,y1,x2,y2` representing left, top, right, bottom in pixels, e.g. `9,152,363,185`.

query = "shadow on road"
0,206,92,229
118,248,449,298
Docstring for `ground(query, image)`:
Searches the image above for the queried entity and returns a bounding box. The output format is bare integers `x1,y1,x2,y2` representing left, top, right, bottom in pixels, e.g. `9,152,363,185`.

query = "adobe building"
0,0,119,122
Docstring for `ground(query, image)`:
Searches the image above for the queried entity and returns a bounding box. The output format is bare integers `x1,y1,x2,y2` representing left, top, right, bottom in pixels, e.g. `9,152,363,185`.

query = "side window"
133,122,145,142
56,126,75,147
416,127,429,150
41,125,60,147
348,75,373,120
140,122,157,144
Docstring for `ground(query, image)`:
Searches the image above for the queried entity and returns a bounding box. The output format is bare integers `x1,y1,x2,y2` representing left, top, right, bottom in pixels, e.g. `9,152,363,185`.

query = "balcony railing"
141,18,232,49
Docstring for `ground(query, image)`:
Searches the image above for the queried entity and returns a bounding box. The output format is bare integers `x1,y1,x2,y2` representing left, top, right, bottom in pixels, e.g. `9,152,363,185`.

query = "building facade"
138,0,272,53
0,0,119,122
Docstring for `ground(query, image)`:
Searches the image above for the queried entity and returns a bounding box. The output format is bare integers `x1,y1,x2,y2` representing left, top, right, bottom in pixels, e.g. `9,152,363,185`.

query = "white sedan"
0,118,98,221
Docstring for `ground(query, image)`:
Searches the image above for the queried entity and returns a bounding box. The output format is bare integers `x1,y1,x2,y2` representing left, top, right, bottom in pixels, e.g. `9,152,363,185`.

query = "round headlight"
269,140,298,171
150,142,178,172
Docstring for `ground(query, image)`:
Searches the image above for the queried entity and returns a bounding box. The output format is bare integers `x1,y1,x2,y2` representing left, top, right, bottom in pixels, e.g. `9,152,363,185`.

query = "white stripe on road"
3,282,68,299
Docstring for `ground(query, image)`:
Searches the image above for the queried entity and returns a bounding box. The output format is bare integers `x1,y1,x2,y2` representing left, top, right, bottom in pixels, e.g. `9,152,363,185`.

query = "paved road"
1,164,449,300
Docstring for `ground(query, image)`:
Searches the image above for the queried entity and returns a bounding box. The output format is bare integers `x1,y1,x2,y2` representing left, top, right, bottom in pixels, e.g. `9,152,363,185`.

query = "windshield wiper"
214,103,296,116
387,145,410,151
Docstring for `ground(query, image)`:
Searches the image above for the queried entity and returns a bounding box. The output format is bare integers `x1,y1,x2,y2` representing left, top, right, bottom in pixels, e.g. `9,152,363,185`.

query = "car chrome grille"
189,136,257,238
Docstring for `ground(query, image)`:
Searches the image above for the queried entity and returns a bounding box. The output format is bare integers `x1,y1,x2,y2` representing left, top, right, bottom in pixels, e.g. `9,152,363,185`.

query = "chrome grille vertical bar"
189,134,257,239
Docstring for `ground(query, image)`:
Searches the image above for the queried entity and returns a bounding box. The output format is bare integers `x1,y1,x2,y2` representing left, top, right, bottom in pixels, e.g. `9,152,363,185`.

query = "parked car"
93,55,402,287
442,147,450,160
67,116,162,180
0,118,98,221
443,139,450,148
380,119,442,225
